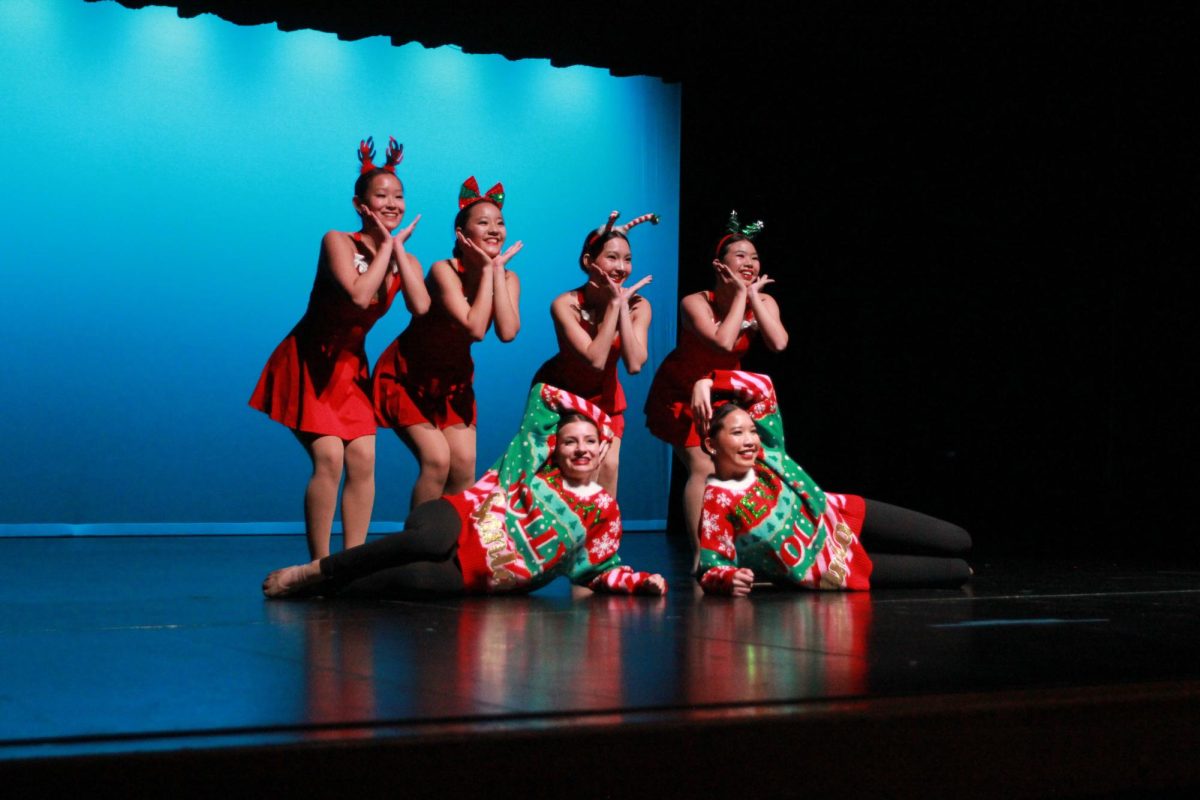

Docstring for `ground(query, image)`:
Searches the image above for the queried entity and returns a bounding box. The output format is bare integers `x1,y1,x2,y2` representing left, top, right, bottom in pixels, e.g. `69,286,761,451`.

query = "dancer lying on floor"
263,385,667,599
692,370,971,596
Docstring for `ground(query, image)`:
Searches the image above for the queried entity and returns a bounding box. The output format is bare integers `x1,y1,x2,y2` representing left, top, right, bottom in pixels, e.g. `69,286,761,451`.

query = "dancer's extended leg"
264,499,461,597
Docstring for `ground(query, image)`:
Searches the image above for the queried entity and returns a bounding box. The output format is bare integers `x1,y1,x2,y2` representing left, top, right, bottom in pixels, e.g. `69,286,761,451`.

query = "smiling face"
457,201,506,258
584,235,633,285
554,418,604,485
354,172,405,231
705,406,760,479
717,239,760,285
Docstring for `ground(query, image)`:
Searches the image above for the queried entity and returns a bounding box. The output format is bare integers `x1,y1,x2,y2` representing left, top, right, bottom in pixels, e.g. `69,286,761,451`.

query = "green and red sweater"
448,383,663,595
697,371,872,594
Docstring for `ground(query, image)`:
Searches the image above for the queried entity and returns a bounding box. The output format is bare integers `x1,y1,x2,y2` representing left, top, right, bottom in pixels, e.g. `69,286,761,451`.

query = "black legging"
317,499,466,598
314,496,969,595
859,499,972,588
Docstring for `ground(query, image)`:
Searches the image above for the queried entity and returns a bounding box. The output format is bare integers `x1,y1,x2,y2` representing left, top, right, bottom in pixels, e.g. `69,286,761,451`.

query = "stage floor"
2,534,1199,795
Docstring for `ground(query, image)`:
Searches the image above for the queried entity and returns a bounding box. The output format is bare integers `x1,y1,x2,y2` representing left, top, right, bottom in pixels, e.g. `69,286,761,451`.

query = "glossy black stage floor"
1,534,1198,798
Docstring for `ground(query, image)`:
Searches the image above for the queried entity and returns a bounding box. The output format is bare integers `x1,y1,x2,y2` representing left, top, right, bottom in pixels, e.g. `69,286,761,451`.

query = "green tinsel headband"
716,210,765,257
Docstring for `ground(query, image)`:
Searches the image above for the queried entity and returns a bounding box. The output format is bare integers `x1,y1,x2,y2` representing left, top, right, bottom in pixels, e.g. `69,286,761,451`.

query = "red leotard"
643,291,756,448
531,290,627,438
373,259,477,429
249,234,402,439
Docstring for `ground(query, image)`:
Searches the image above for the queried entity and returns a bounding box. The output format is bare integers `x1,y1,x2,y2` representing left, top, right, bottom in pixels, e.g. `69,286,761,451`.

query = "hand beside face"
459,201,506,258
586,237,633,287
356,172,405,231
717,241,760,285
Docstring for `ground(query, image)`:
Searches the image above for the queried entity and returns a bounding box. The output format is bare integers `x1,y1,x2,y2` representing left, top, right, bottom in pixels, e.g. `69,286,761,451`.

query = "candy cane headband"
583,210,661,252
357,136,404,174
459,176,505,210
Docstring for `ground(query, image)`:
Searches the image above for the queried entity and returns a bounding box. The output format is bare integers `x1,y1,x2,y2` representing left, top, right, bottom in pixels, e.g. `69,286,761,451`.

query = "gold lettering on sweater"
475,491,518,590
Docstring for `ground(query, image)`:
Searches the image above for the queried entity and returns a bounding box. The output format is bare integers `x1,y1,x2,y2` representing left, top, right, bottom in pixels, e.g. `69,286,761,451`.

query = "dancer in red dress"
249,137,430,558
531,211,658,496
643,211,789,550
373,177,522,508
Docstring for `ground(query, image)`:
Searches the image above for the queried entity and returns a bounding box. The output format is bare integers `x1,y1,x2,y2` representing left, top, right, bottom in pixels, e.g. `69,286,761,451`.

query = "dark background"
94,1,1199,557
679,6,1198,558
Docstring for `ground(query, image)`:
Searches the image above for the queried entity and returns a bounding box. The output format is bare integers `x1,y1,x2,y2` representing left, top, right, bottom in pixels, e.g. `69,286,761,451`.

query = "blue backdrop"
0,0,679,534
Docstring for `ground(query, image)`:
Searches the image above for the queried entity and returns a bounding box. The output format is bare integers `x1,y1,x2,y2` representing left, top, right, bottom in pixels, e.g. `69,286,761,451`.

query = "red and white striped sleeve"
588,565,666,595
709,370,777,418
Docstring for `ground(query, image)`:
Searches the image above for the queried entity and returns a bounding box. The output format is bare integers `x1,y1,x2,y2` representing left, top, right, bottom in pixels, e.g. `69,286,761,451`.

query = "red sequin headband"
357,136,403,174
459,176,505,210
583,210,661,252
715,209,765,257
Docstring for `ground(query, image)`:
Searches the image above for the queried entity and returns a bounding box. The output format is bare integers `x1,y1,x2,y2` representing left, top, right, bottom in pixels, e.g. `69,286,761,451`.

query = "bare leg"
340,434,376,550
443,423,477,495
263,559,323,598
294,432,346,559
675,445,714,562
597,435,621,498
398,423,451,508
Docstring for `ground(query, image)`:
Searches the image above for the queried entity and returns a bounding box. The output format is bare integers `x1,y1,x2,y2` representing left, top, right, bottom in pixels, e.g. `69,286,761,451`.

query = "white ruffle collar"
706,469,755,492
561,480,604,498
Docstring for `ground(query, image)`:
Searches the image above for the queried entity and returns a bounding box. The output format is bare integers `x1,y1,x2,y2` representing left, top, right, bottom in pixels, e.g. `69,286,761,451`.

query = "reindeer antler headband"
357,136,404,175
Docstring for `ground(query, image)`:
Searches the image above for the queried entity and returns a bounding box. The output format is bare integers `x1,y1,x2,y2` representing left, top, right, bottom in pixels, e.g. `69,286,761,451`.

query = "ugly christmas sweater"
697,370,873,594
448,383,661,595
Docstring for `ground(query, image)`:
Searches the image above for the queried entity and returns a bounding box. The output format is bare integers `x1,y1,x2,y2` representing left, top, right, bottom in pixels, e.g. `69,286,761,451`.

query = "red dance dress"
249,235,402,439
373,260,476,429
643,292,756,448
531,291,627,438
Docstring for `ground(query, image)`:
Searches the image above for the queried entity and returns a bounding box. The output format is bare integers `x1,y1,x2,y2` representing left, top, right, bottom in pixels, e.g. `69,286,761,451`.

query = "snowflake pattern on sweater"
697,371,872,594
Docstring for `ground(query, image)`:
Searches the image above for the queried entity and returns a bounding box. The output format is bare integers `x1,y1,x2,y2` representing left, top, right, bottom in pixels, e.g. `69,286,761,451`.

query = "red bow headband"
459,176,505,210
583,210,661,252
358,136,403,175
715,209,765,258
